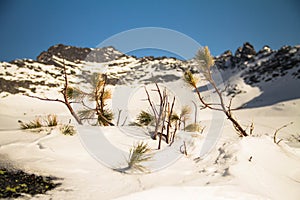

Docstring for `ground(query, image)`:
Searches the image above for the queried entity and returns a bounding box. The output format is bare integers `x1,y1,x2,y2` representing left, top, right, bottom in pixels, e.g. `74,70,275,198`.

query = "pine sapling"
184,46,248,137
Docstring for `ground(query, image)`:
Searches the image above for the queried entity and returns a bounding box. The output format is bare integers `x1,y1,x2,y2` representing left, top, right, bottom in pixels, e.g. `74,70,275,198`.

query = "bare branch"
227,97,233,113
24,94,65,104
273,122,293,144
144,85,169,142
155,83,163,102
249,121,254,135
166,96,176,143
24,59,83,125
63,59,68,89
61,61,82,125
99,75,107,113
144,86,158,120
81,101,96,110
180,141,188,156
116,109,122,126
158,92,168,149
122,116,128,126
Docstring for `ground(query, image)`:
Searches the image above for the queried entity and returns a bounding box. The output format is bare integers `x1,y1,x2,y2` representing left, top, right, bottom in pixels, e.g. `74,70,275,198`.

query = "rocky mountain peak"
258,45,271,54
37,44,124,65
214,42,300,86
220,50,233,58
234,42,256,61
37,44,91,65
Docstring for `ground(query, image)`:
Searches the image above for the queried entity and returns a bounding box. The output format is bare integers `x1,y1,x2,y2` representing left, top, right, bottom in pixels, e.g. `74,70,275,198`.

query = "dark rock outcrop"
214,42,300,85
0,167,61,198
37,44,124,65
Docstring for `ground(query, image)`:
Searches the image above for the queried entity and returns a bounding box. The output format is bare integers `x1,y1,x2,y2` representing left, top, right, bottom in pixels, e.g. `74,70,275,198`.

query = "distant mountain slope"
0,44,187,96
0,43,299,108
215,42,300,84
214,42,300,107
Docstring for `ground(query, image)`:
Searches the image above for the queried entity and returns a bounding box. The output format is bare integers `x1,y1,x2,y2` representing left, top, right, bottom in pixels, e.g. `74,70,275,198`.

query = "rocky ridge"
214,42,300,84
37,44,124,65
0,43,299,97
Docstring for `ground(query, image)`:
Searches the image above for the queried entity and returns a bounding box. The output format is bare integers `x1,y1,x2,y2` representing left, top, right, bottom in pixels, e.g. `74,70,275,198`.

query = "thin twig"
273,122,293,144
116,109,122,126
24,94,65,104
122,116,128,126
144,87,157,119
180,141,188,156
166,96,176,143
155,83,163,102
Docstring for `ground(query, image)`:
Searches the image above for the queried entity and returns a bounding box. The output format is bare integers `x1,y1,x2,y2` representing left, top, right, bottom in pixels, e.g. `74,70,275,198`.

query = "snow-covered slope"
215,42,300,107
1,42,299,106
0,43,300,199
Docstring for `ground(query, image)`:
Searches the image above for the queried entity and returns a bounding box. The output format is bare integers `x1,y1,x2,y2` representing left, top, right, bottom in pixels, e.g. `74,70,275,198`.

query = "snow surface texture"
0,43,299,199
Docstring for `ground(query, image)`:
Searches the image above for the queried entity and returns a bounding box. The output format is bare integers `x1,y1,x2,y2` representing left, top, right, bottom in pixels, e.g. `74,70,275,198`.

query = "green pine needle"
181,105,191,117
66,86,84,100
19,118,42,129
185,123,203,132
127,142,152,172
97,109,113,126
184,71,198,87
60,124,76,136
78,109,95,119
195,46,214,81
137,111,154,126
45,114,58,127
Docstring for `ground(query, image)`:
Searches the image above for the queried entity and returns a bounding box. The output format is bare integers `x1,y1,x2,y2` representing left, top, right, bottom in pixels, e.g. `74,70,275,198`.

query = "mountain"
0,42,299,107
0,44,127,95
215,42,300,84
214,42,300,107
37,44,125,65
0,44,186,96
1,43,300,200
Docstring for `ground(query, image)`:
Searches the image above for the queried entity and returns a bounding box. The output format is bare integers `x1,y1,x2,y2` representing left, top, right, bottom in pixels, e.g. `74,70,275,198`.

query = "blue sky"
0,0,299,61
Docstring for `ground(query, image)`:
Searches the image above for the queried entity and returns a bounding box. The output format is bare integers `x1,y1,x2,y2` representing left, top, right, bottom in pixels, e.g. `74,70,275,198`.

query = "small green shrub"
45,114,58,127
19,115,59,130
19,118,42,129
127,142,152,172
19,115,78,136
185,123,203,132
60,124,76,136
136,111,154,126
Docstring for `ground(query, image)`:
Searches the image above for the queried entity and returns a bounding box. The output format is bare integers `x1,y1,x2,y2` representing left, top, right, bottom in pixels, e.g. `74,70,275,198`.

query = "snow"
0,54,300,199
230,136,300,200
1,90,299,200
113,186,270,200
